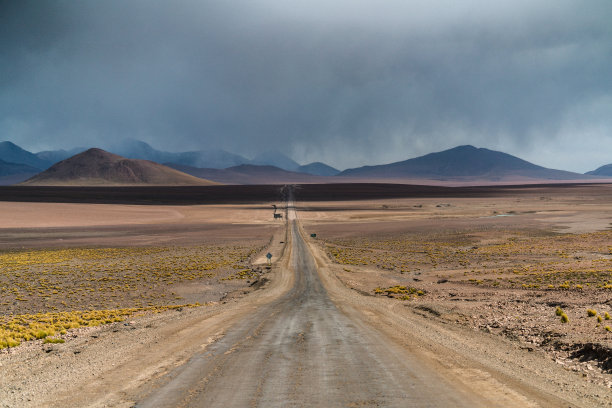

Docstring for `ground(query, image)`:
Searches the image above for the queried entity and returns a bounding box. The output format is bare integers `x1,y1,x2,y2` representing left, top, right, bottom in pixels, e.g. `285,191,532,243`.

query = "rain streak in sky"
1,0,612,171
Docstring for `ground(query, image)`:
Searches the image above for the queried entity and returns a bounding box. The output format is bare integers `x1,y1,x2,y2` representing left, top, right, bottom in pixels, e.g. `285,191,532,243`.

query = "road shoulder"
303,232,611,407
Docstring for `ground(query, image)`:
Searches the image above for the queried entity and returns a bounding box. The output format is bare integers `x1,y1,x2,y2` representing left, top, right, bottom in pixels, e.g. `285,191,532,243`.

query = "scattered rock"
43,345,56,353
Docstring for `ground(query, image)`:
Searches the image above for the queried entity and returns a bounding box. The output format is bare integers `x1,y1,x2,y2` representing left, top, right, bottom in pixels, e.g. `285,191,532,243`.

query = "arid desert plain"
1,183,611,407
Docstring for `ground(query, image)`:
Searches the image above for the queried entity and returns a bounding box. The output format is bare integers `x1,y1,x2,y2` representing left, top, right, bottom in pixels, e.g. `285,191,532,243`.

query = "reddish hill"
22,148,218,186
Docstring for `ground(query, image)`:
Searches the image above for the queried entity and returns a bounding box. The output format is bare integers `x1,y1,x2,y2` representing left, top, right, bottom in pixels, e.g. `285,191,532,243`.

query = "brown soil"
2,184,612,407
0,201,284,248
299,185,612,391
0,201,284,344
0,216,290,407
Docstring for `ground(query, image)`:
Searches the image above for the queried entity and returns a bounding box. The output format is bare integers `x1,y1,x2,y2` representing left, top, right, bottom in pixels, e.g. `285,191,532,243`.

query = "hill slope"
36,148,87,165
107,139,249,169
586,164,612,177
339,145,589,181
0,158,41,177
22,148,218,186
0,159,41,185
0,141,50,169
250,150,301,171
297,162,340,176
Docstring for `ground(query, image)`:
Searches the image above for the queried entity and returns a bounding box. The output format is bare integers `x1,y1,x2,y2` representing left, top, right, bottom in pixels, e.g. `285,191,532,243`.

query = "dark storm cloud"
1,0,611,171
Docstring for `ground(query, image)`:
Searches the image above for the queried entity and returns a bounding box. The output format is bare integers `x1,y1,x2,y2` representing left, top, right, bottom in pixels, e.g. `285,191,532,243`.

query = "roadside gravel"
306,236,612,407
0,229,290,408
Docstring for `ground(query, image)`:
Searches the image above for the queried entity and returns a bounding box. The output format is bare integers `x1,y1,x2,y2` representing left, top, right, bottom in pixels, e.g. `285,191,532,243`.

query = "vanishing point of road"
137,203,505,407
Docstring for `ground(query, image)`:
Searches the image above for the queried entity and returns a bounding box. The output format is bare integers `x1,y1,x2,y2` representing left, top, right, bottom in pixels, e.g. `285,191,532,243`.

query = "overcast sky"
1,1,611,171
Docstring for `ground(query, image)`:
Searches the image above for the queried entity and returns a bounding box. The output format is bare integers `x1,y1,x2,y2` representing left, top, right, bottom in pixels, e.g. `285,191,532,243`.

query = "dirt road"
4,189,610,407
137,205,547,407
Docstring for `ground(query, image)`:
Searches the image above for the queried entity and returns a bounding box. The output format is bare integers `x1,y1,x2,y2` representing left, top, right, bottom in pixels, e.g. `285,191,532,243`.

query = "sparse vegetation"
0,244,263,349
0,245,260,313
221,268,259,281
310,191,612,391
0,304,200,349
325,230,612,293
43,337,65,344
373,285,425,299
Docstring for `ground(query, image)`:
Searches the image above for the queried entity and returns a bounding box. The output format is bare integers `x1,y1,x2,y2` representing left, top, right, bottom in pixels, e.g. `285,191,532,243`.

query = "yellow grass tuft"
0,303,201,349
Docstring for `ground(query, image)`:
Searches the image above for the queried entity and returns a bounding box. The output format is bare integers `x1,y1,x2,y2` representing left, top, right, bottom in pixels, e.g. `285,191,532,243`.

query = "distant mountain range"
105,140,340,174
0,141,50,184
0,158,40,179
35,147,88,165
22,148,217,186
339,145,594,181
167,163,332,185
249,150,301,171
586,164,612,177
0,141,51,169
297,162,340,176
105,139,249,169
0,139,340,184
0,140,609,186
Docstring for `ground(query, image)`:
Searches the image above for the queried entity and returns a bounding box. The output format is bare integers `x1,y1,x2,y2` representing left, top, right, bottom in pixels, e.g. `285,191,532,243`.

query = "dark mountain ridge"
297,162,340,176
167,163,330,184
250,150,301,171
586,164,612,177
36,147,88,165
106,139,250,169
0,141,604,185
339,145,589,181
0,158,41,177
0,141,50,169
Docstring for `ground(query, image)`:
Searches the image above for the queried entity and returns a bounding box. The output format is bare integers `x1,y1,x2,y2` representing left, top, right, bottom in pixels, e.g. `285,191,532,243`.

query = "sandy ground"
297,184,612,234
0,202,285,249
1,185,612,406
137,215,563,407
0,202,281,229
0,201,286,407
298,185,612,397
0,225,290,408
306,236,612,406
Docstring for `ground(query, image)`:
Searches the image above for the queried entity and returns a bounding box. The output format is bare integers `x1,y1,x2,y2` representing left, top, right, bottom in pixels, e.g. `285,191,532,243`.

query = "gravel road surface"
138,208,505,407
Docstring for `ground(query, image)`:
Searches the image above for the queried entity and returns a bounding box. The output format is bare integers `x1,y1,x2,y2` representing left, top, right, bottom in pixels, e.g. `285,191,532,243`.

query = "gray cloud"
1,0,611,171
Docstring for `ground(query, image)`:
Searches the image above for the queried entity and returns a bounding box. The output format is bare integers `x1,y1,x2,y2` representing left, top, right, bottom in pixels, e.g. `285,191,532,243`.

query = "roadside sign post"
266,252,272,265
